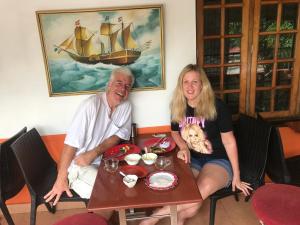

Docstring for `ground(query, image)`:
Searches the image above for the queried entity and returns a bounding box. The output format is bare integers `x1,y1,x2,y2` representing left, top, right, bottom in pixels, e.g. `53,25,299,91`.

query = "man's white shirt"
65,92,132,168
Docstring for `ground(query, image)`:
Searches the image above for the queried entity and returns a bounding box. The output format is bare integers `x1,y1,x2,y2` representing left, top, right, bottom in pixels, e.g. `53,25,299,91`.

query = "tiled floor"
0,195,260,225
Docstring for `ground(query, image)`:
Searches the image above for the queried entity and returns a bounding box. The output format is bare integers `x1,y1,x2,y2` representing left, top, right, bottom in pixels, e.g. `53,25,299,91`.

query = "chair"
265,126,300,186
209,114,271,225
53,213,108,225
0,127,27,225
11,128,88,225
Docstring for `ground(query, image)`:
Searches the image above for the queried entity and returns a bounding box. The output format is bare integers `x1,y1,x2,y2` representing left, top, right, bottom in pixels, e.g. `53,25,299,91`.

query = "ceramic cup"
124,153,141,165
155,156,171,170
142,153,158,165
123,174,138,188
103,158,119,173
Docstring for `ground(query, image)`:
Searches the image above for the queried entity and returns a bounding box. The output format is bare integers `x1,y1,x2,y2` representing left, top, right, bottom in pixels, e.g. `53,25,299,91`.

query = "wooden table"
87,134,202,225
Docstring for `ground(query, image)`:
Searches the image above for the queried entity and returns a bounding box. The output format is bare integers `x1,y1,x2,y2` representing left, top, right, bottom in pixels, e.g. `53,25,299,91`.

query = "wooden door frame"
196,0,300,119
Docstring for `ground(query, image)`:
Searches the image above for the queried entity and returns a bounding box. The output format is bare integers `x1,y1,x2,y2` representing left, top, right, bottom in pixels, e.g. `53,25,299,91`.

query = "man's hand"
44,177,73,206
44,145,76,205
74,150,98,166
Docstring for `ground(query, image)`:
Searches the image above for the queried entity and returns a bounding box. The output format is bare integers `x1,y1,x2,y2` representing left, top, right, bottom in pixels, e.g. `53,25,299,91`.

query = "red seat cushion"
252,183,300,225
53,213,108,225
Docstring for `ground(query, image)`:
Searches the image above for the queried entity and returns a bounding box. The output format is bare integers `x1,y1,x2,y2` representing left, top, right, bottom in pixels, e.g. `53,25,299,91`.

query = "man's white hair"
109,67,135,86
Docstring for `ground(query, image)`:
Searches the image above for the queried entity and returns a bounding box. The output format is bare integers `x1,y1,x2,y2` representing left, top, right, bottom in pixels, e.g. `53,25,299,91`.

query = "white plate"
146,171,178,190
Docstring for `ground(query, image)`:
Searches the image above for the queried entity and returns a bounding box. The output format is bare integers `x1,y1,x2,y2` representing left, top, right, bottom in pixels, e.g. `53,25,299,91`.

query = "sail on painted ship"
55,19,142,65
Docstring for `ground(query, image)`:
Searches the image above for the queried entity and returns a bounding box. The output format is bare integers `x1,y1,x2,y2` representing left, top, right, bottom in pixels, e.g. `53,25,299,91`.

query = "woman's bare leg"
176,164,230,224
196,163,230,199
139,203,203,225
177,203,202,225
139,206,170,225
140,164,230,225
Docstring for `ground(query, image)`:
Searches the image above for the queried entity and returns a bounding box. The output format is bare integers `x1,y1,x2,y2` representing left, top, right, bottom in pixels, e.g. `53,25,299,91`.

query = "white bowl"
123,174,138,188
142,153,158,165
124,154,141,165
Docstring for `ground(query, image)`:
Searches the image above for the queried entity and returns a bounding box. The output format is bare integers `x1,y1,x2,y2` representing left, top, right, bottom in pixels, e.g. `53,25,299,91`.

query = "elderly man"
44,67,134,206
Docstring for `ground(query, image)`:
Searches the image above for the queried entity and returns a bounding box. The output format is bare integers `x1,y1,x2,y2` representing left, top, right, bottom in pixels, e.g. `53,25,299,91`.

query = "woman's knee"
178,203,201,219
197,179,220,199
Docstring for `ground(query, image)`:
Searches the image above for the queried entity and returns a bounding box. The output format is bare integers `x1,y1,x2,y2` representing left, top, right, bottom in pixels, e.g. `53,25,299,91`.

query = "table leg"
170,205,178,225
118,209,127,225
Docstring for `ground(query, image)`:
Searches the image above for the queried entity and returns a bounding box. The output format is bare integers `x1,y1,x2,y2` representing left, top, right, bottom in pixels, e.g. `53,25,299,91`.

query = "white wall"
0,0,196,137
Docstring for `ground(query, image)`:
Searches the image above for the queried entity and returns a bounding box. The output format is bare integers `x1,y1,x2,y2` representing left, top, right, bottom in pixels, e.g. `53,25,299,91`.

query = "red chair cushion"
252,183,300,225
53,213,108,225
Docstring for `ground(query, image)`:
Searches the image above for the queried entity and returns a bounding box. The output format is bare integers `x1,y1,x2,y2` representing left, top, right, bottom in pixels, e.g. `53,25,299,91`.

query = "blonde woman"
140,64,251,225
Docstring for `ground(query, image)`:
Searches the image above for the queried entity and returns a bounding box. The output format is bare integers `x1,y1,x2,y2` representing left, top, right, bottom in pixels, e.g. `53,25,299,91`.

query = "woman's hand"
177,148,190,163
204,139,212,151
231,175,253,196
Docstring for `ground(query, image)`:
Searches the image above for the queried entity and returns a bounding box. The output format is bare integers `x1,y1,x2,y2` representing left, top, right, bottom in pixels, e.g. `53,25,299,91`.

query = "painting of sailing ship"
56,18,142,65
36,5,164,96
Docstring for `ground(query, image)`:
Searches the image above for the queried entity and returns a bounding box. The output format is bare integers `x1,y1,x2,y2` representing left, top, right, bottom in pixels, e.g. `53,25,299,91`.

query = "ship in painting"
55,19,148,65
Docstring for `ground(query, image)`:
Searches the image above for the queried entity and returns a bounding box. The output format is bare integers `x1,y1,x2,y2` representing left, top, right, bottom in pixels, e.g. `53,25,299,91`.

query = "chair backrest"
0,127,27,200
265,126,291,184
11,128,57,195
234,114,271,189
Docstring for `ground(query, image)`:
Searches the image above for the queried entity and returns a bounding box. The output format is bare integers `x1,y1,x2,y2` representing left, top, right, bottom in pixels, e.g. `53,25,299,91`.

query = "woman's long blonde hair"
170,64,216,122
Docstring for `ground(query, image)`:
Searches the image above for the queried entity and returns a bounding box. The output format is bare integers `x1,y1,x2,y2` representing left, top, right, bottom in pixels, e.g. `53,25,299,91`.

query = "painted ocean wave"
49,51,162,94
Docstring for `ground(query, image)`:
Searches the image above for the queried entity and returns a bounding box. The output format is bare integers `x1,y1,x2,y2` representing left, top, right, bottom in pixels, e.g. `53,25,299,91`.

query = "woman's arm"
221,131,252,196
171,130,190,163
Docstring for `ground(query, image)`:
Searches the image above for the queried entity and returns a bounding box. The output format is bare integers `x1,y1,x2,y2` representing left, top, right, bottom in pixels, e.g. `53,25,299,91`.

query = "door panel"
250,0,300,117
197,0,249,114
197,0,300,118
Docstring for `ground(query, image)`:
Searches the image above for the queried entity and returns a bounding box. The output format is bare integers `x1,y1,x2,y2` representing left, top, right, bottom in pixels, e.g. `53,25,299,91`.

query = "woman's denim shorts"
191,156,233,186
